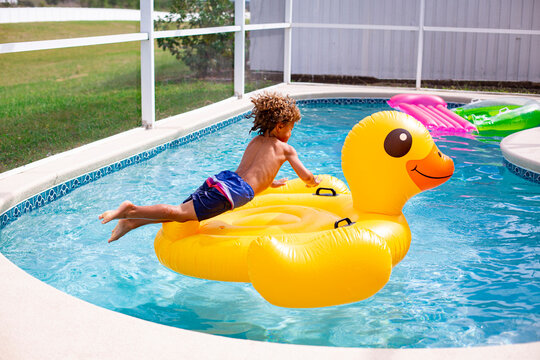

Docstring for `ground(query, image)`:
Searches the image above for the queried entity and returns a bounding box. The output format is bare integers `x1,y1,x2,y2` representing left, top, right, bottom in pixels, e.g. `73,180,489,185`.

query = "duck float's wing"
259,174,350,196
155,221,256,282
247,225,392,308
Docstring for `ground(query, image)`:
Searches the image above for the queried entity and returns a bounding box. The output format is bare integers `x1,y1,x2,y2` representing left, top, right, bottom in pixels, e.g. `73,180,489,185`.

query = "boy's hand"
271,178,288,188
306,175,322,187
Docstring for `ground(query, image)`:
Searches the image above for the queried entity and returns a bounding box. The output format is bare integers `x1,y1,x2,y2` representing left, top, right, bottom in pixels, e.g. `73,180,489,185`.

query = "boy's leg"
107,218,167,243
99,200,197,224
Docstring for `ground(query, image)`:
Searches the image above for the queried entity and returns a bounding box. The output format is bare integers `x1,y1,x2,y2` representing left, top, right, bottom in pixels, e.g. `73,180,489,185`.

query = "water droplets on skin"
1,103,539,348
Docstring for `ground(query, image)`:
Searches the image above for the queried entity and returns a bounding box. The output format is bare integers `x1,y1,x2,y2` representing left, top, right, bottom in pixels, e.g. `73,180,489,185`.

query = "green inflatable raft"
453,98,540,133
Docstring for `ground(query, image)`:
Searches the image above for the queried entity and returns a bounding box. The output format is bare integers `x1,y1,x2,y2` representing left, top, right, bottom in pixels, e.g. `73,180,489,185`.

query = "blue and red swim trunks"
183,170,255,221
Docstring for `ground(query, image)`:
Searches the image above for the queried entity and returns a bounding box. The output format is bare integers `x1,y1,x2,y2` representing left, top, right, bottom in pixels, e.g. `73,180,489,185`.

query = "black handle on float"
334,218,354,229
314,187,337,197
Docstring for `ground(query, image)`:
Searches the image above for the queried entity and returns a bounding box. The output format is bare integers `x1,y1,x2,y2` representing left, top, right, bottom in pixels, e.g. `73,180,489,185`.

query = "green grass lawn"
0,21,272,172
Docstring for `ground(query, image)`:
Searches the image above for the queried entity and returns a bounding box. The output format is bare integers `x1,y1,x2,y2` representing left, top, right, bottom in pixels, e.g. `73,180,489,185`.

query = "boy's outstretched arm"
285,145,321,187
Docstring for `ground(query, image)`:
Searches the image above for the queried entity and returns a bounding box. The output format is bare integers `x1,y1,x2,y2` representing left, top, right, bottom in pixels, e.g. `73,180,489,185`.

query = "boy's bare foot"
99,201,134,224
108,219,138,243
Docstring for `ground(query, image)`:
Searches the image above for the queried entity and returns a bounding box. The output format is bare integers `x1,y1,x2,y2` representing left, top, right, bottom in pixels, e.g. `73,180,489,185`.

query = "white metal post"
284,0,293,83
234,0,246,98
415,0,426,89
140,0,155,129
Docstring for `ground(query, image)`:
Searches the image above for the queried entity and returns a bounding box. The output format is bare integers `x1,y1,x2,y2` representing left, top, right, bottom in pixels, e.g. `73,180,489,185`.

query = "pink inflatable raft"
388,94,477,133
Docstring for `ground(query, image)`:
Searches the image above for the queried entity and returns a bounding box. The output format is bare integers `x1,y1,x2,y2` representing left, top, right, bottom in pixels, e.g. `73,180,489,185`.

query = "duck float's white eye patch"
384,128,412,158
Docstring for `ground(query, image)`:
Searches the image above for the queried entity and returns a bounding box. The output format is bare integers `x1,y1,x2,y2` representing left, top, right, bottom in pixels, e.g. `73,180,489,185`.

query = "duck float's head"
342,111,454,215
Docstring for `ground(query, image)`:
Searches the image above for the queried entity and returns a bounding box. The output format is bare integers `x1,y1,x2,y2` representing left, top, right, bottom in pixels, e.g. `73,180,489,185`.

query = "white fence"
249,0,540,83
0,7,169,23
1,0,539,129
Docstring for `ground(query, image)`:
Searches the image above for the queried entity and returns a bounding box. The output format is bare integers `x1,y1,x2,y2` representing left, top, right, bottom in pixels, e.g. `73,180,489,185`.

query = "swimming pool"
0,99,538,348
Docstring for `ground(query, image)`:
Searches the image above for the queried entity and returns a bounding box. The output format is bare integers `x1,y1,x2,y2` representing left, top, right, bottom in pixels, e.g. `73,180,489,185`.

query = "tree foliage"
156,0,235,78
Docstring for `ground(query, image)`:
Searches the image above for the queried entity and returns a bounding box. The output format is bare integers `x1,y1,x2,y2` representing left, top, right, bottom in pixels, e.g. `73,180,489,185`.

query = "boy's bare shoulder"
247,135,295,156
245,135,266,148
280,141,296,156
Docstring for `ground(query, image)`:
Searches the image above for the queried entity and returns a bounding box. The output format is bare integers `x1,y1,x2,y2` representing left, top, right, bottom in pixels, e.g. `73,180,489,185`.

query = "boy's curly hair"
247,92,301,135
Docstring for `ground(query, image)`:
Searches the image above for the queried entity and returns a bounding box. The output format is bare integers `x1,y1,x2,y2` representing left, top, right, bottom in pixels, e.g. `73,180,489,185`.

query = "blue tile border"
503,158,540,184
296,97,462,109
297,98,389,107
0,97,467,230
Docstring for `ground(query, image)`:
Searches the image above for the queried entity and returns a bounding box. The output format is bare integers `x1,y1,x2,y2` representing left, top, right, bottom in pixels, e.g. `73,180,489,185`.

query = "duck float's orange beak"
407,144,454,191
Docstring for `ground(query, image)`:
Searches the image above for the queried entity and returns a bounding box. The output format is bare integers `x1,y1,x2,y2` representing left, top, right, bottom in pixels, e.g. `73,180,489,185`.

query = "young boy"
99,92,321,243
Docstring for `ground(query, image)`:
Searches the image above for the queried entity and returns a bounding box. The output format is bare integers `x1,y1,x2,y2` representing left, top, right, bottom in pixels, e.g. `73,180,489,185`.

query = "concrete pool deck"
1,83,539,359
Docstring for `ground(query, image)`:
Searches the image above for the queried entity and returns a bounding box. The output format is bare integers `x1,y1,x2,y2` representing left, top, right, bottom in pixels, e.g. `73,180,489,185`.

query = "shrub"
156,0,234,78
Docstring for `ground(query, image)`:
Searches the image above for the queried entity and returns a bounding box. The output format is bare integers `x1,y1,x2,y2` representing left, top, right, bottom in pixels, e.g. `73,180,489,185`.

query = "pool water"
1,101,539,348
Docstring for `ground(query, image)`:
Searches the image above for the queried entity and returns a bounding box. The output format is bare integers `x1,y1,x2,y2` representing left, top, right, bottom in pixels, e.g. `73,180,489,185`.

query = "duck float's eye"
384,128,412,158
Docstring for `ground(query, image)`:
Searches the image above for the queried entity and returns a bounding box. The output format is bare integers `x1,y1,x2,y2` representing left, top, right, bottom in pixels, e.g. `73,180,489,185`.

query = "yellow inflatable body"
155,111,454,308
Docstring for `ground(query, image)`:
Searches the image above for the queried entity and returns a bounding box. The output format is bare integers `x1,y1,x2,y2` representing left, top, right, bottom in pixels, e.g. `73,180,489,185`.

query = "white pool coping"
501,127,540,174
1,83,539,359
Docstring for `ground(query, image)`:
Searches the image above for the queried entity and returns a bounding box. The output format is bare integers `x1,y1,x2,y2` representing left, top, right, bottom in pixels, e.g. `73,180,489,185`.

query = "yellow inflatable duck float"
154,111,454,308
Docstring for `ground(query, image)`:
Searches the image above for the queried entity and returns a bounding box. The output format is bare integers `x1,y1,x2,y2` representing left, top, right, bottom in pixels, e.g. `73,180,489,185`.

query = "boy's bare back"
236,133,318,194
236,135,288,194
